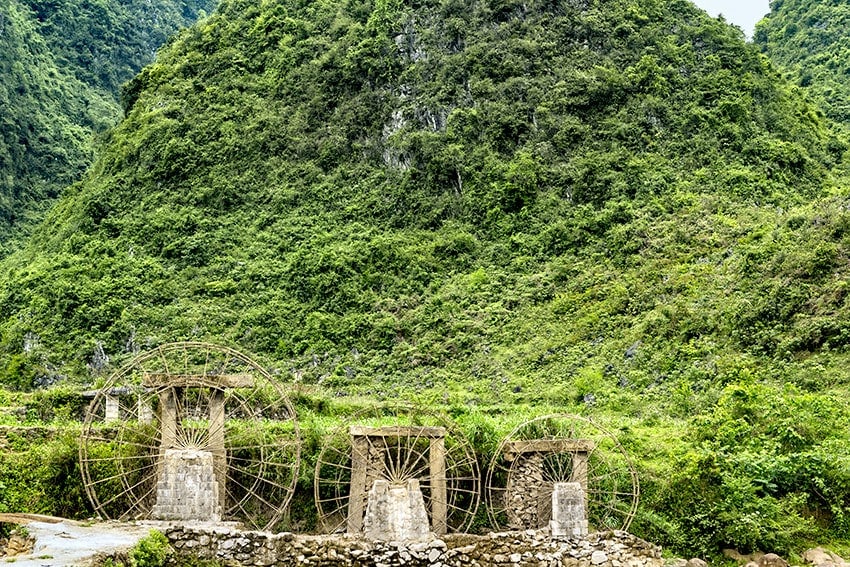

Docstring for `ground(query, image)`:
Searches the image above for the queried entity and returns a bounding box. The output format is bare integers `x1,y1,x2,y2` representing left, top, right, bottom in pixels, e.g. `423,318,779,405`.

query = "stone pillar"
572,452,589,492
159,389,178,450
363,479,431,542
572,451,590,517
105,394,120,421
151,448,222,522
549,482,588,537
138,395,154,424
366,444,387,490
506,452,546,529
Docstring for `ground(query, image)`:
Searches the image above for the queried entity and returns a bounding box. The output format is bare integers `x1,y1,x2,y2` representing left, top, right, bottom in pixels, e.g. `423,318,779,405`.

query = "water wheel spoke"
85,459,158,485
226,439,299,451
117,482,158,520
223,484,268,529
84,433,159,451
97,466,158,508
225,472,285,513
226,454,296,469
83,453,157,463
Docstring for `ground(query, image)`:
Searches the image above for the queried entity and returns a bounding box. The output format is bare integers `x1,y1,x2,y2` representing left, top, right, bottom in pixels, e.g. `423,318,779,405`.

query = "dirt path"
1,518,152,567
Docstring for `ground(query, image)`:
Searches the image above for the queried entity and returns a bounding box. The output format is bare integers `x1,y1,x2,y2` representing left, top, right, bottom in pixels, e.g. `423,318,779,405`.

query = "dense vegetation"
0,0,214,251
3,0,850,559
755,0,850,126
1,0,843,385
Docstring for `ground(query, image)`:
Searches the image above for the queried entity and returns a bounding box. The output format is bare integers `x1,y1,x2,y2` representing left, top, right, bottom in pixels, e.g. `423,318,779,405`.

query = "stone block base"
151,448,222,522
363,479,432,542
550,482,588,537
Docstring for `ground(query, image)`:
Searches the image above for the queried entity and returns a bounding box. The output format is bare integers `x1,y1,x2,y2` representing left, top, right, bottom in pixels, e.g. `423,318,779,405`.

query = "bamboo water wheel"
79,342,300,531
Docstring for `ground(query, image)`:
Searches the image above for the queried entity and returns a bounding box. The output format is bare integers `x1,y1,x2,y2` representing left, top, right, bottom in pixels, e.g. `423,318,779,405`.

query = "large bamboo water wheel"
314,405,480,535
486,414,638,532
79,342,300,531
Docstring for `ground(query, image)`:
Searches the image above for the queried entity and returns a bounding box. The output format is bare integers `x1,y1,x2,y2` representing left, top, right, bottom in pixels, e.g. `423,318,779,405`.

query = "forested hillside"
2,0,842,383
3,0,850,556
0,0,214,251
755,0,850,125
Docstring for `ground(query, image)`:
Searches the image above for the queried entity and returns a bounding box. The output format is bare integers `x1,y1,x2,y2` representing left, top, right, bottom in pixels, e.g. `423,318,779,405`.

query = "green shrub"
129,530,172,567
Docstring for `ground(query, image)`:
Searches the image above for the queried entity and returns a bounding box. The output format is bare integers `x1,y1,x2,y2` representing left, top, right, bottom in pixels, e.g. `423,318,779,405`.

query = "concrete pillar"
572,451,590,515
363,479,431,542
105,394,120,421
209,389,227,511
347,436,369,534
549,482,588,537
429,437,447,535
572,452,589,492
159,389,178,450
138,395,153,424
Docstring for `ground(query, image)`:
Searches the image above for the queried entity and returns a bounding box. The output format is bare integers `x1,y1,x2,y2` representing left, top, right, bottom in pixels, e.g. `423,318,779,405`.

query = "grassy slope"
2,0,850,556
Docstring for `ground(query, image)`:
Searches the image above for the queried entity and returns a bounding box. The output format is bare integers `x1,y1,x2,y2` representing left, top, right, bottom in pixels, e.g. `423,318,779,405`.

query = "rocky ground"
0,516,151,567
669,548,850,567
2,514,850,567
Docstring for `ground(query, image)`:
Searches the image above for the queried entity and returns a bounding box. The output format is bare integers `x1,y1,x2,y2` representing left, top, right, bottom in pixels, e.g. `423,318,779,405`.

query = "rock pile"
683,546,850,567
0,531,35,558
803,548,850,567
162,526,662,567
505,453,548,529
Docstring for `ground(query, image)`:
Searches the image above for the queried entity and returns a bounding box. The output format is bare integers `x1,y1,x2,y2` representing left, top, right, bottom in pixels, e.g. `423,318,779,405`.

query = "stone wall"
505,453,548,529
163,526,662,567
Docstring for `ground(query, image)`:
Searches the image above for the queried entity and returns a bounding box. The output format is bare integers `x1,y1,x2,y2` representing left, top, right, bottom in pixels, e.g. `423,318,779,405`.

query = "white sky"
691,0,771,38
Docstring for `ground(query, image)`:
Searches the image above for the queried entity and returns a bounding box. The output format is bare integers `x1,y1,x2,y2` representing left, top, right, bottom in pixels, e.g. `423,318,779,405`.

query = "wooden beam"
347,436,369,534
349,425,446,438
503,439,595,461
142,373,254,389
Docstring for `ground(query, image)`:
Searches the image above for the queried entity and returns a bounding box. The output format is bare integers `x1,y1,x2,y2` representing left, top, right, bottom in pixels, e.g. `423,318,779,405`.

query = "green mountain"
755,0,850,125
0,0,214,251
3,0,850,554
2,0,840,373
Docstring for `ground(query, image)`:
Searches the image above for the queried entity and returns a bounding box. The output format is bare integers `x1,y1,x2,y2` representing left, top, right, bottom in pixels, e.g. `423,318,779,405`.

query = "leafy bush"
129,530,172,567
